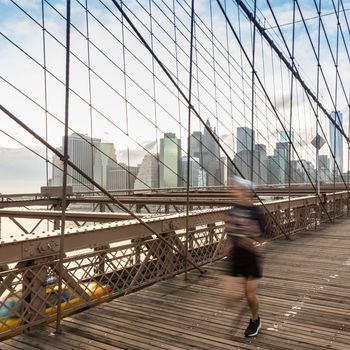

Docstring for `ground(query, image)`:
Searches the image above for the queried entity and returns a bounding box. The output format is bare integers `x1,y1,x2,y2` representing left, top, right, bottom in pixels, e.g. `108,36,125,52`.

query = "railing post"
132,238,142,265
94,244,109,277
99,203,106,213
52,203,62,231
22,258,49,332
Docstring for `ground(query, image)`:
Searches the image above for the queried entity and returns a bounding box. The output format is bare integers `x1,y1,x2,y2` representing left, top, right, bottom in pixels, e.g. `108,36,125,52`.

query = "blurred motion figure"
223,176,266,337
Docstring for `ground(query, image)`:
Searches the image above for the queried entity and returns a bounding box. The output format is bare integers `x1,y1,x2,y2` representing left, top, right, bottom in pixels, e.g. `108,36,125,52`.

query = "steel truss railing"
0,191,348,339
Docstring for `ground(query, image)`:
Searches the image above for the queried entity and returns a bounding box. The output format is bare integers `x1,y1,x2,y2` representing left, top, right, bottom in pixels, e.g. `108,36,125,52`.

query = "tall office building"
202,120,221,186
237,127,254,153
290,160,305,183
107,163,138,192
279,130,294,143
234,149,267,184
274,142,289,184
318,154,331,182
329,111,343,176
267,155,282,184
51,149,63,186
235,126,264,183
266,141,290,185
181,156,207,187
51,133,102,192
160,133,181,188
302,160,316,182
51,134,140,192
190,131,203,163
134,154,159,190
254,144,267,184
94,142,117,189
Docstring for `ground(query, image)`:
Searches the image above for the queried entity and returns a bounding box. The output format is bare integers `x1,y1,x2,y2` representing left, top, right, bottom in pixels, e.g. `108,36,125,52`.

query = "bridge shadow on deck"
3,220,350,350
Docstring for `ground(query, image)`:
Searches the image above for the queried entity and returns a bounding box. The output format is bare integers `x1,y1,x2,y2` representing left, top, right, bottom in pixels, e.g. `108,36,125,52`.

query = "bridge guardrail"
0,191,348,339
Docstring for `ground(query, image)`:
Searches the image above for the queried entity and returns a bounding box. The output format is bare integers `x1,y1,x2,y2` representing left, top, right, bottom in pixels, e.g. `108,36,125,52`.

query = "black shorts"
229,245,262,279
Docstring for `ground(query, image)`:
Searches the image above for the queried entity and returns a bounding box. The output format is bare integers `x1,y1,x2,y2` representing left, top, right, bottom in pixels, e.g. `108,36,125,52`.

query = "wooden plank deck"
3,219,350,349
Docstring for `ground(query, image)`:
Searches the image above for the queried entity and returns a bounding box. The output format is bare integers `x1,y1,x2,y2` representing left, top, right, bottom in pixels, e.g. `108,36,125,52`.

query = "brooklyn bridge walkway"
3,220,350,350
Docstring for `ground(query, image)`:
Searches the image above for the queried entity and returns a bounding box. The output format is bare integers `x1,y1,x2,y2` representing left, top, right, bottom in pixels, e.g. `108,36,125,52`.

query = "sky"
0,0,349,193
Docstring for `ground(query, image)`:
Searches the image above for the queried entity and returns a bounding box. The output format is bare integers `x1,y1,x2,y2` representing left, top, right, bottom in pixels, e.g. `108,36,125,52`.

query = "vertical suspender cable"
149,0,160,194
209,0,222,186
315,0,322,210
172,0,182,189
110,0,288,238
193,13,205,187
185,0,195,280
333,0,341,221
336,0,350,215
333,115,337,220
288,0,296,235
224,0,234,179
121,0,131,194
250,0,257,182
260,32,268,183
56,0,71,334
348,87,350,216
216,0,332,224
41,0,49,230
237,2,247,127
294,0,348,188
86,0,94,193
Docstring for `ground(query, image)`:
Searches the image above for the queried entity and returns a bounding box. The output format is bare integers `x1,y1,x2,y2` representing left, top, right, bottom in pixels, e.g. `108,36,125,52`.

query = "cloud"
117,140,157,165
0,147,47,193
0,0,348,180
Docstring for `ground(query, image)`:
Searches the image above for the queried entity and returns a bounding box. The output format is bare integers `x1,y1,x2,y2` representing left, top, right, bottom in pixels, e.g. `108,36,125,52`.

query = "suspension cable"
56,0,71,333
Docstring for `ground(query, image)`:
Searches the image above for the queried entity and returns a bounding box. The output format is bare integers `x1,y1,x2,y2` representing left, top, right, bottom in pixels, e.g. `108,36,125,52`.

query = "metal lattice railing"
0,192,348,339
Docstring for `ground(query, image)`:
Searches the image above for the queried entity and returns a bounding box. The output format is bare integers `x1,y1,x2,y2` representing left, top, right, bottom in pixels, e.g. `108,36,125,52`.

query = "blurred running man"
224,176,266,337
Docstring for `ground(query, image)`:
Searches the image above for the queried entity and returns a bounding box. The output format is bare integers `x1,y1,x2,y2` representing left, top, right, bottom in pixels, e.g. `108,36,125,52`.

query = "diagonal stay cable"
4,0,205,187
233,0,347,207
0,129,94,193
52,0,295,186
99,0,294,177
331,0,350,62
294,0,349,115
266,0,349,190
0,104,205,274
109,0,289,239
234,0,349,144
0,74,151,193
217,0,333,223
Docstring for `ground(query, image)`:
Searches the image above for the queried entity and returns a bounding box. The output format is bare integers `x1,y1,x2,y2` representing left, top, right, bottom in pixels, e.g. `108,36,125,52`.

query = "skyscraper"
237,127,254,153
107,163,138,192
134,154,159,190
94,142,117,189
254,144,267,184
51,148,63,187
318,155,330,182
51,133,102,192
234,149,267,184
329,111,343,176
190,131,203,163
181,156,207,187
160,132,181,188
202,120,221,186
51,134,136,192
279,130,294,143
235,126,259,182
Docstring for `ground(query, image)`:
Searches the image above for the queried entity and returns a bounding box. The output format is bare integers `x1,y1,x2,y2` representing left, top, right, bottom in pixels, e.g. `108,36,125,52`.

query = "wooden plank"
3,337,50,350
0,342,27,350
2,218,350,349
28,329,115,350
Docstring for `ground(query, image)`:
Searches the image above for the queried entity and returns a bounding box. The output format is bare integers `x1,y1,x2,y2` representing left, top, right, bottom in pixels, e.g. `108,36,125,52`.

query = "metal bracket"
22,238,60,259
